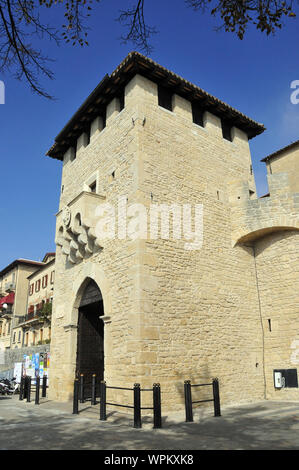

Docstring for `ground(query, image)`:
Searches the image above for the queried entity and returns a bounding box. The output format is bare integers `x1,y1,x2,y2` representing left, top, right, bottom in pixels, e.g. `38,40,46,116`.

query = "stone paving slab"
0,396,299,450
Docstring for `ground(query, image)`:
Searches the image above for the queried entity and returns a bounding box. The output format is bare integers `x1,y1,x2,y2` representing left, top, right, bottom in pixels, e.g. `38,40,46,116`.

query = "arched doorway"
76,279,104,386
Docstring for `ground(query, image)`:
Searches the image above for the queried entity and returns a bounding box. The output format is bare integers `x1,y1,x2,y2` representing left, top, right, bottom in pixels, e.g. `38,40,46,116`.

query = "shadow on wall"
173,362,217,418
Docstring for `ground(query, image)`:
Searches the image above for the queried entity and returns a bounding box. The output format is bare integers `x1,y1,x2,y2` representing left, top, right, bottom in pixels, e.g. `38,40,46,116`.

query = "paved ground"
0,395,299,450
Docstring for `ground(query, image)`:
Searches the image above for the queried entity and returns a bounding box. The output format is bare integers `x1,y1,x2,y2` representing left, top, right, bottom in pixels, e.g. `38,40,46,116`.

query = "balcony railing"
25,312,41,322
0,307,13,317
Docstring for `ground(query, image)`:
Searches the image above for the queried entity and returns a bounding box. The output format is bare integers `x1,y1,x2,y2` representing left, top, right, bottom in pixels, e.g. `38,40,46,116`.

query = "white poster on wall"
13,362,23,383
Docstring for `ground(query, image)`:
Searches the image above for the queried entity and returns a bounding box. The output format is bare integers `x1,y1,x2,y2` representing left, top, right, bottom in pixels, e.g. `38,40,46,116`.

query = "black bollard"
133,383,141,428
153,383,162,429
26,376,31,403
212,378,221,417
91,374,96,405
184,380,193,422
35,376,40,405
79,374,84,403
73,380,79,414
42,376,47,398
19,376,25,401
99,381,107,421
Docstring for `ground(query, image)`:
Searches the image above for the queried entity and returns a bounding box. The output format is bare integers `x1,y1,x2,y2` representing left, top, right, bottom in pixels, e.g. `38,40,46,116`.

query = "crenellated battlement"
229,172,299,246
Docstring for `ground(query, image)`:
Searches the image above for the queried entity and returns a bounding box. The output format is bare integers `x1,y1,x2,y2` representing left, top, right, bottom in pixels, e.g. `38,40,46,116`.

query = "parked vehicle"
0,377,18,395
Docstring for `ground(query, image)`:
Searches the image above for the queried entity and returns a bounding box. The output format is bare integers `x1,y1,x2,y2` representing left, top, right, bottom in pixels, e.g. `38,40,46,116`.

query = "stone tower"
47,52,299,409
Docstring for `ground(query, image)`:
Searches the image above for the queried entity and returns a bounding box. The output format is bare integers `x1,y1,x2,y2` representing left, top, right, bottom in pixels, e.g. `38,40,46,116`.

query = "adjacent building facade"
0,259,44,351
42,52,298,409
17,253,55,349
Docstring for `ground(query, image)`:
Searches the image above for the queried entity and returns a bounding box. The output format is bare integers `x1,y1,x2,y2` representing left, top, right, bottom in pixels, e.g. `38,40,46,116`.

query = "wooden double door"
76,300,104,392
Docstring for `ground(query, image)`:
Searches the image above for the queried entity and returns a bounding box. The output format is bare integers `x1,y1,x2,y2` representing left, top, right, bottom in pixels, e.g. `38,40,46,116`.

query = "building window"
35,279,41,292
29,284,34,295
158,85,173,111
7,322,10,335
70,143,77,161
32,331,36,346
40,329,43,343
86,125,91,146
42,275,48,289
18,331,21,343
50,271,55,284
221,119,232,142
25,332,29,346
89,181,97,193
13,332,16,343
102,109,107,129
118,89,125,111
192,103,204,127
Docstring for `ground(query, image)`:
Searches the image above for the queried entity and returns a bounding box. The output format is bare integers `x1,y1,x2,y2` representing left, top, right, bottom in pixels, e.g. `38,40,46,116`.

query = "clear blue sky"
0,0,298,268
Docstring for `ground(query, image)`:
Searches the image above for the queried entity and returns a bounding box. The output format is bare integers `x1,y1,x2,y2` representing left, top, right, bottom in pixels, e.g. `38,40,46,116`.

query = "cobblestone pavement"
0,396,299,450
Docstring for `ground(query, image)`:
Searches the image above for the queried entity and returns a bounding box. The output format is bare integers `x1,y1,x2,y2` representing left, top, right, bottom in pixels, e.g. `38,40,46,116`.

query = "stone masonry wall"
128,75,265,409
0,344,50,373
229,173,299,246
49,75,147,402
254,230,299,400
49,73,267,410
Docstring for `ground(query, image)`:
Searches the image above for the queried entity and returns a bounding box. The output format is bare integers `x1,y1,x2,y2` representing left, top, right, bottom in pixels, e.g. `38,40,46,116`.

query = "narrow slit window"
192,103,204,127
268,319,272,332
118,89,125,111
158,85,173,111
221,119,232,142
70,142,77,161
102,110,107,129
86,126,91,146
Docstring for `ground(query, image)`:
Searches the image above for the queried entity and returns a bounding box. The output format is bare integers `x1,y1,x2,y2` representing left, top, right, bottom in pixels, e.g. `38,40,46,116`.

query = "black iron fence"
18,372,221,428
184,378,221,422
73,375,162,429
19,375,48,404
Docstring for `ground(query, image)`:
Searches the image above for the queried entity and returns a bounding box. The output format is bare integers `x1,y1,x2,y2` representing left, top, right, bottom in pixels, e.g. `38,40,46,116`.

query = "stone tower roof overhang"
47,51,265,160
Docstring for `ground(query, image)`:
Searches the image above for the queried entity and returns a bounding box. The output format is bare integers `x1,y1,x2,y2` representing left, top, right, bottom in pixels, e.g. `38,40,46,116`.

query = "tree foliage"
0,0,296,98
0,0,99,98
37,301,52,323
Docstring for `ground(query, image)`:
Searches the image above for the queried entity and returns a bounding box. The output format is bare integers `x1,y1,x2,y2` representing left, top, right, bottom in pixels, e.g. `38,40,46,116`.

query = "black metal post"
23,376,28,400
19,376,25,400
91,374,96,405
184,380,193,422
100,381,107,421
42,376,47,398
35,376,40,405
26,376,31,403
212,378,221,417
133,383,141,428
153,383,162,429
73,380,79,414
79,374,84,403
